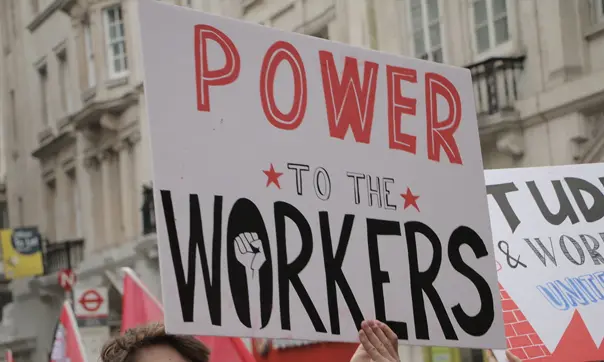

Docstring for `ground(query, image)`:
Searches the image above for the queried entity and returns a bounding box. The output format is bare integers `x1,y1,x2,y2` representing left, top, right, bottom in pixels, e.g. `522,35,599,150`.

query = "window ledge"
242,0,261,13
81,87,97,103
584,21,604,41
27,0,71,32
470,40,522,65
105,75,129,89
37,126,55,144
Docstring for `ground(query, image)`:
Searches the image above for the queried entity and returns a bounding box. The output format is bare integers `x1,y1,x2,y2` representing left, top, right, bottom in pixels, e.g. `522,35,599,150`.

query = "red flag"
121,268,256,362
50,301,87,362
121,267,163,333
5,350,14,362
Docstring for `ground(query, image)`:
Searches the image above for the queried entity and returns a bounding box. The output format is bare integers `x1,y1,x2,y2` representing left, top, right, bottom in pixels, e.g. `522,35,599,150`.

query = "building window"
45,180,57,242
9,90,17,140
473,0,509,53
38,64,50,127
410,0,443,62
103,5,128,78
57,50,72,115
594,0,604,23
84,24,97,88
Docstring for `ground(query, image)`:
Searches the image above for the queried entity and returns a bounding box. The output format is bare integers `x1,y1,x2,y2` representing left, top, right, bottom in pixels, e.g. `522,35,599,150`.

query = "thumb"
250,239,263,251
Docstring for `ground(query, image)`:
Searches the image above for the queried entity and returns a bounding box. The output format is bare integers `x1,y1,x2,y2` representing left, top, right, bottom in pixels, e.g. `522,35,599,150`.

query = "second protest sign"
139,0,504,349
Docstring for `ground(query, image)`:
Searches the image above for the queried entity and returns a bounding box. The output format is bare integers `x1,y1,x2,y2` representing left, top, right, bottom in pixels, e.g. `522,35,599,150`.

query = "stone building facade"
0,0,603,361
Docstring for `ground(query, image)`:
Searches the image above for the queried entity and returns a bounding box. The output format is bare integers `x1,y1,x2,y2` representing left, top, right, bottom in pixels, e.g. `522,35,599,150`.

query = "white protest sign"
486,164,604,362
139,0,504,349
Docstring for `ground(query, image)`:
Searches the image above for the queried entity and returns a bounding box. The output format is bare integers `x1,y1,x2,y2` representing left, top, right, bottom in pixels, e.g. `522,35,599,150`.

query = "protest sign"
139,0,504,348
486,164,604,361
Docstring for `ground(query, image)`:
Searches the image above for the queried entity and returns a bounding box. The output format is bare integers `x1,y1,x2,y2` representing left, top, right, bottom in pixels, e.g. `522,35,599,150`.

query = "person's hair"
100,323,210,362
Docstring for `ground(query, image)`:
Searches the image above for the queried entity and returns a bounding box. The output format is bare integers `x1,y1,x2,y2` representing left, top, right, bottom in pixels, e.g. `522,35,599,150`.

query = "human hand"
233,232,266,277
486,350,522,362
505,350,521,362
350,320,399,362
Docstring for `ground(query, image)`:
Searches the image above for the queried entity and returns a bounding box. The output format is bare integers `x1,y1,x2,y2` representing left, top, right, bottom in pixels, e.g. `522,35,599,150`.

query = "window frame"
595,0,604,23
37,63,50,127
471,0,511,56
84,23,97,88
103,4,129,79
45,179,58,242
407,0,445,63
57,49,72,115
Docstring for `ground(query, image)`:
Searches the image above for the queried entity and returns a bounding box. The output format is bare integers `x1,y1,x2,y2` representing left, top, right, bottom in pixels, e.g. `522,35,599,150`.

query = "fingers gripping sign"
352,320,400,362
234,232,266,278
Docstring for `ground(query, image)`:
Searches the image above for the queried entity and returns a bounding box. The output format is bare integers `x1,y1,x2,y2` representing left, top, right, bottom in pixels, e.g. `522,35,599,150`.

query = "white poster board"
139,0,504,349
486,164,604,362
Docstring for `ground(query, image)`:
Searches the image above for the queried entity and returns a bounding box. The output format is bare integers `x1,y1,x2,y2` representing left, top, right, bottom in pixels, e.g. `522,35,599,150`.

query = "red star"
401,188,420,211
263,163,283,189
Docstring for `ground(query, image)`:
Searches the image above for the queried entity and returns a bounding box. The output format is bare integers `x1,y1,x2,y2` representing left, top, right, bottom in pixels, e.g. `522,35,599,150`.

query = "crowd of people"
100,320,521,362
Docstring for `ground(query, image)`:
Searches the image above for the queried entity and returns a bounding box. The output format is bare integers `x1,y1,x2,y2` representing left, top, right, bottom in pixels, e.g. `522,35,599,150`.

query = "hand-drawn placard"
138,0,504,349
486,164,604,362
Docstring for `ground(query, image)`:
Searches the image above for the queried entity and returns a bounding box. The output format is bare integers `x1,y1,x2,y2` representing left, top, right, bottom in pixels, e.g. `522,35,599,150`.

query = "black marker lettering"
367,218,408,339
347,172,365,205
565,177,604,223
275,201,327,333
320,212,364,334
559,235,585,265
524,237,557,267
527,180,579,226
287,163,310,196
383,178,397,210
405,221,457,341
579,234,604,265
314,167,332,201
448,226,494,337
160,191,222,325
486,183,520,233
226,198,273,328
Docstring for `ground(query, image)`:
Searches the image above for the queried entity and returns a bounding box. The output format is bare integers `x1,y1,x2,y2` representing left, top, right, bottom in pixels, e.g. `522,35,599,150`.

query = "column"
117,140,134,242
541,0,583,84
80,153,97,256
55,167,68,241
331,0,350,43
128,130,142,236
100,149,114,248
372,0,404,55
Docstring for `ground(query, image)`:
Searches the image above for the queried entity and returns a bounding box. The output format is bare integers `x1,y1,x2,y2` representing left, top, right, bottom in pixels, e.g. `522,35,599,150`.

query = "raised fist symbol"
234,232,266,277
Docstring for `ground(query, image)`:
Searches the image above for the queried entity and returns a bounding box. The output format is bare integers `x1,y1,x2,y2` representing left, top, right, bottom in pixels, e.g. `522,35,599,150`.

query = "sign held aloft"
139,0,504,349
486,164,604,362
